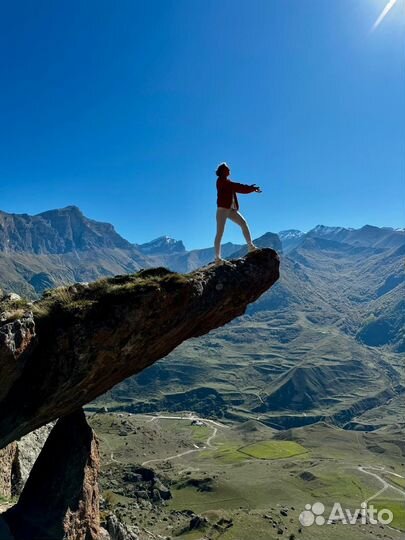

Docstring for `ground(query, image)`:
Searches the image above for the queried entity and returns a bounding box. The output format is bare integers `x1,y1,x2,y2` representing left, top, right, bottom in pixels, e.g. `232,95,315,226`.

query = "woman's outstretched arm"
230,180,262,193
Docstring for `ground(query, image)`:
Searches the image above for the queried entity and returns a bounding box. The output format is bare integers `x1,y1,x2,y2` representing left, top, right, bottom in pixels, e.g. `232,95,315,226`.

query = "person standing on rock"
214,162,262,265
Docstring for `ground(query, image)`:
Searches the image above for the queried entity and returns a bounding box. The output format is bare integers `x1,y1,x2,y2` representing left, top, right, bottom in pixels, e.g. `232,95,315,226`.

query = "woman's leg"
228,209,255,247
214,208,229,259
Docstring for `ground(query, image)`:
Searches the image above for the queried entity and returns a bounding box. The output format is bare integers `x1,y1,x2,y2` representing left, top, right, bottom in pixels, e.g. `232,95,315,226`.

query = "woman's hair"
216,162,229,177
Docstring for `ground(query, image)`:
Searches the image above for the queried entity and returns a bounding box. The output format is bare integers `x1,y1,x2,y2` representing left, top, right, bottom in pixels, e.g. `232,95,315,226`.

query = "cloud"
371,0,399,31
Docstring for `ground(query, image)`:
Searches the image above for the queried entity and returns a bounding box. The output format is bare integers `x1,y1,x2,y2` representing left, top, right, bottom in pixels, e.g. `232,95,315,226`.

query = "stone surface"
0,249,279,449
3,409,100,540
0,422,54,499
0,314,36,403
0,442,17,499
105,514,140,540
11,422,56,497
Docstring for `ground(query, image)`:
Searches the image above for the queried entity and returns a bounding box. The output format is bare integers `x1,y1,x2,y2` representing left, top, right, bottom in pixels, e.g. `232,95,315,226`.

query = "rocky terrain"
0,421,54,499
0,206,404,538
0,249,279,539
88,411,405,540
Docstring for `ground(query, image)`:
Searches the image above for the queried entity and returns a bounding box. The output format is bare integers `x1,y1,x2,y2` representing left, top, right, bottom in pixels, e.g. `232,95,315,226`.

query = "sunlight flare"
372,0,399,30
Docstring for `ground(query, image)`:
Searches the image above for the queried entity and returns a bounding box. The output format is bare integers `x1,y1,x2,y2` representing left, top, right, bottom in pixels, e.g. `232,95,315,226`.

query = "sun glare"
372,0,400,30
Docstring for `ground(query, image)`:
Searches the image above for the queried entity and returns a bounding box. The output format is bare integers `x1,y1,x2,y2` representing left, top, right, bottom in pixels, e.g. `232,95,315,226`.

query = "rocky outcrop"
0,249,279,539
12,423,55,497
0,313,36,403
0,442,17,499
3,409,100,540
103,464,171,503
0,249,279,449
0,422,54,499
104,514,140,540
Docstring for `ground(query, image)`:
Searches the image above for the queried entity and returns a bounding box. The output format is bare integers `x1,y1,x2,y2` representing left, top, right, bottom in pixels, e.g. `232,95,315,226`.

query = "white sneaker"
247,244,258,252
215,257,225,266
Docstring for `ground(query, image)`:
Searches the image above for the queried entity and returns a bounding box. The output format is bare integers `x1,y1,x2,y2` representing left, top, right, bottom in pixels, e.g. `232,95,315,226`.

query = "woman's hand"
251,184,262,193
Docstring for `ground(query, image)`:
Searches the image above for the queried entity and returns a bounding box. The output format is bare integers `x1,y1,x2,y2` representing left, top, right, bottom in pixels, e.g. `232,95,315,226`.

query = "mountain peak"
278,230,304,252
278,229,304,239
137,236,186,255
309,225,354,235
37,205,83,216
0,207,132,254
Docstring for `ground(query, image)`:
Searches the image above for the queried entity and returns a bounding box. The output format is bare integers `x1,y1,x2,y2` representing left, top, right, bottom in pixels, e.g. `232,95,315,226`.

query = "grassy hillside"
89,411,405,540
90,227,404,432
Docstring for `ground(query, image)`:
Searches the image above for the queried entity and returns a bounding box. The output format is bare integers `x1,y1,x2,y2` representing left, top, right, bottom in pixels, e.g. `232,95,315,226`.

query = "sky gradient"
1,0,404,249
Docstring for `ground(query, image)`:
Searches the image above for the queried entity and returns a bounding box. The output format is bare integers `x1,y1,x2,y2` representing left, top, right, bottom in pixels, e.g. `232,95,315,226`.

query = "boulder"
3,409,100,540
105,514,139,540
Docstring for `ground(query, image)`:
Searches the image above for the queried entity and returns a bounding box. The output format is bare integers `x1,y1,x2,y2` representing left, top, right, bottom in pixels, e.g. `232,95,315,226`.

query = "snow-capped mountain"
307,225,405,249
136,236,186,255
278,230,305,252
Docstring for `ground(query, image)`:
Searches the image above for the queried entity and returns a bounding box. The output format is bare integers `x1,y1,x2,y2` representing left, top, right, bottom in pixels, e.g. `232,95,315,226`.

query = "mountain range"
0,206,404,432
101,218,403,431
0,206,279,295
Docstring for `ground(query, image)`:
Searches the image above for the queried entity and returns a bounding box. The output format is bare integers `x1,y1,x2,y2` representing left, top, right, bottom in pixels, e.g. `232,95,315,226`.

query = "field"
88,411,405,540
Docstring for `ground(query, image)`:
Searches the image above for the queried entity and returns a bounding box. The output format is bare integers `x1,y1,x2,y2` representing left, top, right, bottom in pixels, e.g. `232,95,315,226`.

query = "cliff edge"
0,248,280,450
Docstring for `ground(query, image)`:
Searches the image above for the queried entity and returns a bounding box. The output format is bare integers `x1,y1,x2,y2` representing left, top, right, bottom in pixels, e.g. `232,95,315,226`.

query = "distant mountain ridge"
0,206,403,295
1,205,404,431
136,236,186,255
1,205,402,257
0,206,133,254
278,230,305,252
0,206,281,294
279,225,405,252
0,207,153,296
306,224,405,249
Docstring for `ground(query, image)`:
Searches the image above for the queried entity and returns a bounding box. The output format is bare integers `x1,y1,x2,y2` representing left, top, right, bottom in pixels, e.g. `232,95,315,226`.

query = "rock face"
3,409,100,540
0,248,280,449
0,207,152,298
105,464,171,503
0,206,133,254
0,250,279,539
11,423,55,497
0,442,17,499
0,422,54,499
104,514,140,540
0,314,36,403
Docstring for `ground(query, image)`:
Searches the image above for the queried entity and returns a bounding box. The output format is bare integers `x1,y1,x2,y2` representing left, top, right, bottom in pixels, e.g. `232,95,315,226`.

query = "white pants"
214,207,253,259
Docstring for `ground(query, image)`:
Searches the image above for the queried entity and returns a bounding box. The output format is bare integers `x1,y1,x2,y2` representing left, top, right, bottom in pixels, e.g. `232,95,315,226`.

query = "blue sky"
0,0,404,249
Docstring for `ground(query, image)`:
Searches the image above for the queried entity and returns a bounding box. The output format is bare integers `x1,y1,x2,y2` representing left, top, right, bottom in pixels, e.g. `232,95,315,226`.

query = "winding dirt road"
141,414,224,467
357,465,405,502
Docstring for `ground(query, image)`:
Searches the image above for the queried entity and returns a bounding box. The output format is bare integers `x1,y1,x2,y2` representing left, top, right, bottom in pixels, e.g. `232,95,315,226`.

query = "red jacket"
216,177,256,210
